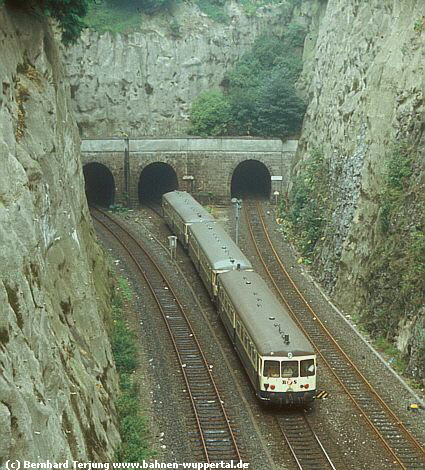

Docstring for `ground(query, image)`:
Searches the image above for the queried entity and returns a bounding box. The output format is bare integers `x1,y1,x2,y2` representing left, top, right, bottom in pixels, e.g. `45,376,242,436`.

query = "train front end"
258,355,316,405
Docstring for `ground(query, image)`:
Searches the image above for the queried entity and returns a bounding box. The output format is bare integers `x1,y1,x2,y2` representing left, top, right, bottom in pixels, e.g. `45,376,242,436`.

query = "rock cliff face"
64,2,295,137
295,0,424,379
0,7,120,463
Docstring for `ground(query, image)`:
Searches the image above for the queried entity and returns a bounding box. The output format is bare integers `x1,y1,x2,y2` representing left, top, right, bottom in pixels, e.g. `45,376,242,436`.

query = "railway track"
91,207,243,464
143,201,339,469
277,413,336,470
243,199,425,470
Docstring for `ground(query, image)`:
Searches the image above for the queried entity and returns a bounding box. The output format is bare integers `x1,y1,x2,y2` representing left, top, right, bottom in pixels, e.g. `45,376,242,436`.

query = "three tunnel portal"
81,138,296,207
83,159,272,207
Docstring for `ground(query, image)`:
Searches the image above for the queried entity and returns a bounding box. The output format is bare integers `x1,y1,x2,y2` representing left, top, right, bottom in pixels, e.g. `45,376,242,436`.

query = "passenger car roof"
162,191,214,224
189,222,252,271
218,271,314,357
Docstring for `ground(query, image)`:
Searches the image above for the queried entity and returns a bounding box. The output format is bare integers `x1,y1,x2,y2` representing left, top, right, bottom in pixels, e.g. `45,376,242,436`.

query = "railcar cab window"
263,360,280,378
282,361,298,378
301,359,315,377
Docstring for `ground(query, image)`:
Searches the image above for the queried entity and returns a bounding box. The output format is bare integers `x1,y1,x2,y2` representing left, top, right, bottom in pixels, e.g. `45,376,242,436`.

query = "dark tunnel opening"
231,160,271,199
83,163,115,207
138,162,178,203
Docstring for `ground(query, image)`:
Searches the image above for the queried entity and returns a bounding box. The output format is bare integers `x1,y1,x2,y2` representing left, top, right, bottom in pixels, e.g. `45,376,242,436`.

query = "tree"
254,68,306,138
189,91,231,136
222,30,306,138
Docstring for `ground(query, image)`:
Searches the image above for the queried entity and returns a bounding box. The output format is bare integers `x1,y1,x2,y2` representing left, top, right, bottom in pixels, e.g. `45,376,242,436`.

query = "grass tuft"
111,275,153,462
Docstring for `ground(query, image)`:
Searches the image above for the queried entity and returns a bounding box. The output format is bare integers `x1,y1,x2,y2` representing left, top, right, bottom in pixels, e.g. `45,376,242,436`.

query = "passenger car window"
281,361,298,378
300,359,315,377
263,360,280,378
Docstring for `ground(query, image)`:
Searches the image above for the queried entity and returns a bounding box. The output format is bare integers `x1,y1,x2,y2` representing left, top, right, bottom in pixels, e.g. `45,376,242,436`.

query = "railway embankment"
0,6,120,463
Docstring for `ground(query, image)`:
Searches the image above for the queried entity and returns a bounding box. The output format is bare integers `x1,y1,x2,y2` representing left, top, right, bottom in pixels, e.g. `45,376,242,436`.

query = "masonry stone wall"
81,138,297,206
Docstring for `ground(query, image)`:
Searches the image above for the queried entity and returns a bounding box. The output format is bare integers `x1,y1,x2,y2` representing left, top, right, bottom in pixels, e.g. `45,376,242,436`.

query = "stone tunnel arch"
138,162,178,203
231,159,271,199
83,162,115,207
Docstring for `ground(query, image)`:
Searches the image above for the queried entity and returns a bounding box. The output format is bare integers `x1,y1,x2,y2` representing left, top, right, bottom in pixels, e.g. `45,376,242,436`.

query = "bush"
387,142,413,190
189,90,232,136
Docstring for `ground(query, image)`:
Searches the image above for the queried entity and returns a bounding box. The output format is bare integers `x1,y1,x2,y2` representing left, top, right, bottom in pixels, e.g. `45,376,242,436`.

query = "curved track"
143,202,338,468
91,207,243,464
243,199,425,470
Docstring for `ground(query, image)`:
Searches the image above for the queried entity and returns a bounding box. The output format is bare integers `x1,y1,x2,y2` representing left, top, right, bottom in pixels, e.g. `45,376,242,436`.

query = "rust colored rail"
243,199,425,470
277,412,337,470
91,207,242,464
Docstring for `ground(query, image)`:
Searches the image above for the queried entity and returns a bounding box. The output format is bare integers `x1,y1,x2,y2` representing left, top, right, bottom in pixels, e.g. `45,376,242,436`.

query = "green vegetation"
278,148,331,262
189,26,307,138
380,143,413,233
84,0,176,34
6,0,88,44
372,335,422,389
362,141,424,344
238,0,281,17
84,1,143,34
189,90,232,136
196,0,229,24
414,16,425,34
111,276,152,462
109,203,129,213
374,337,407,374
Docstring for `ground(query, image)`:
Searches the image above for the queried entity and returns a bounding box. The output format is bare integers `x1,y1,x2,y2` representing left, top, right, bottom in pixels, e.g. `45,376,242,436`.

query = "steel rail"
277,413,337,470
91,207,242,464
243,199,425,469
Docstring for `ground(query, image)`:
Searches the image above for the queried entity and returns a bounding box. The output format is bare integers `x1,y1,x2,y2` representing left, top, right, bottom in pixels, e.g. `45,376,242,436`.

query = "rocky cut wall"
0,6,120,463
295,0,425,380
63,1,297,138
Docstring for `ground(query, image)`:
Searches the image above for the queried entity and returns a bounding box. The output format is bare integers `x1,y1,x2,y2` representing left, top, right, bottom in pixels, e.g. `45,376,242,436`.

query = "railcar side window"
281,361,298,378
300,359,315,377
263,360,280,378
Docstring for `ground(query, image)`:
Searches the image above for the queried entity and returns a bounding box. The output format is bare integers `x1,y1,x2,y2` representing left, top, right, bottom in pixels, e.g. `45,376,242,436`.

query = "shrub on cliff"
6,0,88,44
189,90,232,136
196,0,229,23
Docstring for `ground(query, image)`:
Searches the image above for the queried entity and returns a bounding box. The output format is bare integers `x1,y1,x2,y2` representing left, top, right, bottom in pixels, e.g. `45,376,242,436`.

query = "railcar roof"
162,191,214,224
189,222,253,271
218,271,314,357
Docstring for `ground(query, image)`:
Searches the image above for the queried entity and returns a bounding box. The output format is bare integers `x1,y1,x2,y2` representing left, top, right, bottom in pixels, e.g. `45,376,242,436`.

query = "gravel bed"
98,204,424,469
96,224,195,464
119,209,289,470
